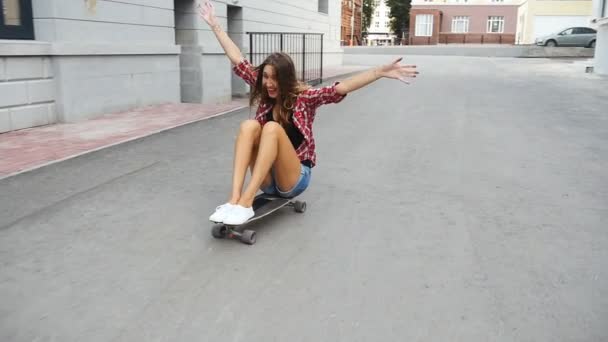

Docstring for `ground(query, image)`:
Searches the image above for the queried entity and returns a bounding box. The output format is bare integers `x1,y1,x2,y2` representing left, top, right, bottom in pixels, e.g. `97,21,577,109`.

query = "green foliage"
385,0,411,39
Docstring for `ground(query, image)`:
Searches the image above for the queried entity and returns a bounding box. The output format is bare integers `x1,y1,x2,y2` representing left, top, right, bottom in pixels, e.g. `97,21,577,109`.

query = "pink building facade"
410,5,519,45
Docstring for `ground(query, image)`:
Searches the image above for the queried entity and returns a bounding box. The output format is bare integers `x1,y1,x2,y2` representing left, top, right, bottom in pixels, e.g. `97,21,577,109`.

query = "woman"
199,1,418,225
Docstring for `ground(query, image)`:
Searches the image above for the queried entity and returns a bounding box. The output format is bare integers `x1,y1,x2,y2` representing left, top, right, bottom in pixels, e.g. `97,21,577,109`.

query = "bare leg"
249,146,274,190
228,120,262,204
238,122,301,207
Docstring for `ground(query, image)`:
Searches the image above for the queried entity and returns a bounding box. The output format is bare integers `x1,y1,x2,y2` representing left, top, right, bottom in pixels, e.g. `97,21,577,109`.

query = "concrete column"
227,5,247,98
176,0,235,104
594,20,608,75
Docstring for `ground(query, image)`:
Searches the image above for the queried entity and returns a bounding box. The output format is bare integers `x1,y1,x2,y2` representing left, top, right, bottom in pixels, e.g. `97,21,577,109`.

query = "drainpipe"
350,0,355,45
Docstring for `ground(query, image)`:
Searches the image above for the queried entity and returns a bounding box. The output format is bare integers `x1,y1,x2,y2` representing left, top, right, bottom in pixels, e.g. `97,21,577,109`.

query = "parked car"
535,27,596,48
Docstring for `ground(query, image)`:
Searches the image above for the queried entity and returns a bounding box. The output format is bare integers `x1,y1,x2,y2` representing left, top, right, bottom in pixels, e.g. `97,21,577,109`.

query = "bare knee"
239,120,261,137
261,121,283,137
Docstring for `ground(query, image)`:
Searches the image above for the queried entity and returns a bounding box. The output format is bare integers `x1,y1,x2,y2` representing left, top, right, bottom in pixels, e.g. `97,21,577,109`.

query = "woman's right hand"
198,0,218,26
197,0,243,64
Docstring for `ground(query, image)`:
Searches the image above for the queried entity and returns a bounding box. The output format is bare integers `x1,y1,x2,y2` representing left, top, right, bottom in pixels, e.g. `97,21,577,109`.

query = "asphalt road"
1,56,607,341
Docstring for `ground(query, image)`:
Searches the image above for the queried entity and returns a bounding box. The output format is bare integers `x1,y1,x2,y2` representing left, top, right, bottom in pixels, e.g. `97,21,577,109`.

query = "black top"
266,108,312,168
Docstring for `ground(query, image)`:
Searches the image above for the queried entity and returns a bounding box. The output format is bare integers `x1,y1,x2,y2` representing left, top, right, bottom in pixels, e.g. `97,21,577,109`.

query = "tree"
362,0,377,36
386,0,411,42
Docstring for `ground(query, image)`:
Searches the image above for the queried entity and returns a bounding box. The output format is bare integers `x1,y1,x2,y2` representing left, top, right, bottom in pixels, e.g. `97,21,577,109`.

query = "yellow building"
516,0,593,44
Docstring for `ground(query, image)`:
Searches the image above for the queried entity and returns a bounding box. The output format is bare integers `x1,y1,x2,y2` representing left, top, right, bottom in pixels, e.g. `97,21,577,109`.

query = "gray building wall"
0,0,343,132
0,43,55,133
33,0,181,123
1,0,181,128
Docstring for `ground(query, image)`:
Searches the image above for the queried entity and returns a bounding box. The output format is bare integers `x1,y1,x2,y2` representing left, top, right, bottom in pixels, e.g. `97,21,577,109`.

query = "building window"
451,16,469,33
385,21,389,28
415,14,433,37
0,0,34,39
487,16,504,33
375,21,380,28
318,0,328,14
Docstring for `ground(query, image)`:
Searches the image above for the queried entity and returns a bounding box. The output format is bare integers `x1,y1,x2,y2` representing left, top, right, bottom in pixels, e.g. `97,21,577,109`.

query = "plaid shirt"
233,59,346,168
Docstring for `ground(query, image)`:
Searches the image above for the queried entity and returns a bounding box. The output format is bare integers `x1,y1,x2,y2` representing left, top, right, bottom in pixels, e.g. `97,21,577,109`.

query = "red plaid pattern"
233,59,346,167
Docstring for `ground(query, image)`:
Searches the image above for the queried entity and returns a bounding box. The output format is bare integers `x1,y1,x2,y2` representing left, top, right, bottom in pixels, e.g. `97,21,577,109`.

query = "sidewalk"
0,65,367,179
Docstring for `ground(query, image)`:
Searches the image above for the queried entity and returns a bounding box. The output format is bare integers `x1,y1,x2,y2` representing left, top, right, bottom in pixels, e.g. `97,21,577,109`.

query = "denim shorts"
260,164,311,198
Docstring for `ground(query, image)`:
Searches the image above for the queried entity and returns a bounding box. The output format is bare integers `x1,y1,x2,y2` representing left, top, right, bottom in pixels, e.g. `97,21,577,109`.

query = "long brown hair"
250,52,309,126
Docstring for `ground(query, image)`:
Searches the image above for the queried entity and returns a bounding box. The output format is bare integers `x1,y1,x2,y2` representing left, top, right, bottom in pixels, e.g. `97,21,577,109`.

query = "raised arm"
198,1,243,65
335,57,418,95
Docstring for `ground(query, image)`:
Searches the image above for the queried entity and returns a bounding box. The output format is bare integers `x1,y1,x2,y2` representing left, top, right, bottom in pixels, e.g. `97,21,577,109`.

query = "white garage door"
533,15,591,38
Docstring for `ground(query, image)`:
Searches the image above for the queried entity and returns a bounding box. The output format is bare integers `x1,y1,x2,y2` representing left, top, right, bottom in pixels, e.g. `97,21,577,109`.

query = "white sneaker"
223,205,255,225
209,203,235,223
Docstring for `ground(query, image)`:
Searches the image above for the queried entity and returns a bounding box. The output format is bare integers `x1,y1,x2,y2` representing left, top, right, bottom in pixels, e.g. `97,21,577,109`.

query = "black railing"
247,32,324,85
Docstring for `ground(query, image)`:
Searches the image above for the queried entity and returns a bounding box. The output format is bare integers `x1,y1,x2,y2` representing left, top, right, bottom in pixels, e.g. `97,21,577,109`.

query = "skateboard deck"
246,195,291,224
211,193,306,245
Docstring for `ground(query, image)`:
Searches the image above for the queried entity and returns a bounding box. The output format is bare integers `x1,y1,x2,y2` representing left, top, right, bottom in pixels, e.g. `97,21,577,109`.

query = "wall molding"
0,41,180,56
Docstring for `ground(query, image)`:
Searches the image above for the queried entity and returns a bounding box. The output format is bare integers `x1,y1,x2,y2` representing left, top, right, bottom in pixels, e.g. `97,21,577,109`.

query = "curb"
342,46,595,59
0,105,247,181
322,70,365,84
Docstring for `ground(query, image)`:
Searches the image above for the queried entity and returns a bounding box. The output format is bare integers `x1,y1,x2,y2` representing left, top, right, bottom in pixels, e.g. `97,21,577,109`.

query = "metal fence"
247,32,324,85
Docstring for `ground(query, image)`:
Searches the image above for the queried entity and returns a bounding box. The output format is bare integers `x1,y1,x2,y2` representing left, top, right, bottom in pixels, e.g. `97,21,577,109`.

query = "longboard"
211,193,306,245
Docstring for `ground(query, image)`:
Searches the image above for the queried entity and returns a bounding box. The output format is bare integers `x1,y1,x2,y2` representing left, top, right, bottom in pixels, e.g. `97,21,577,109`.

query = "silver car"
535,27,597,48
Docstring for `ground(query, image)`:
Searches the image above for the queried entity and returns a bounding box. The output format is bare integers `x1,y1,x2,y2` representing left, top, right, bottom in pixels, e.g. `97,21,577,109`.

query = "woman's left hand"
376,57,418,84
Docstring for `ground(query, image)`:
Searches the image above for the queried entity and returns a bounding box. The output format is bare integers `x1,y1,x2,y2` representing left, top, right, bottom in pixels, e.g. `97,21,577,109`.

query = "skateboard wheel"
294,201,306,213
240,230,256,245
211,224,227,239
